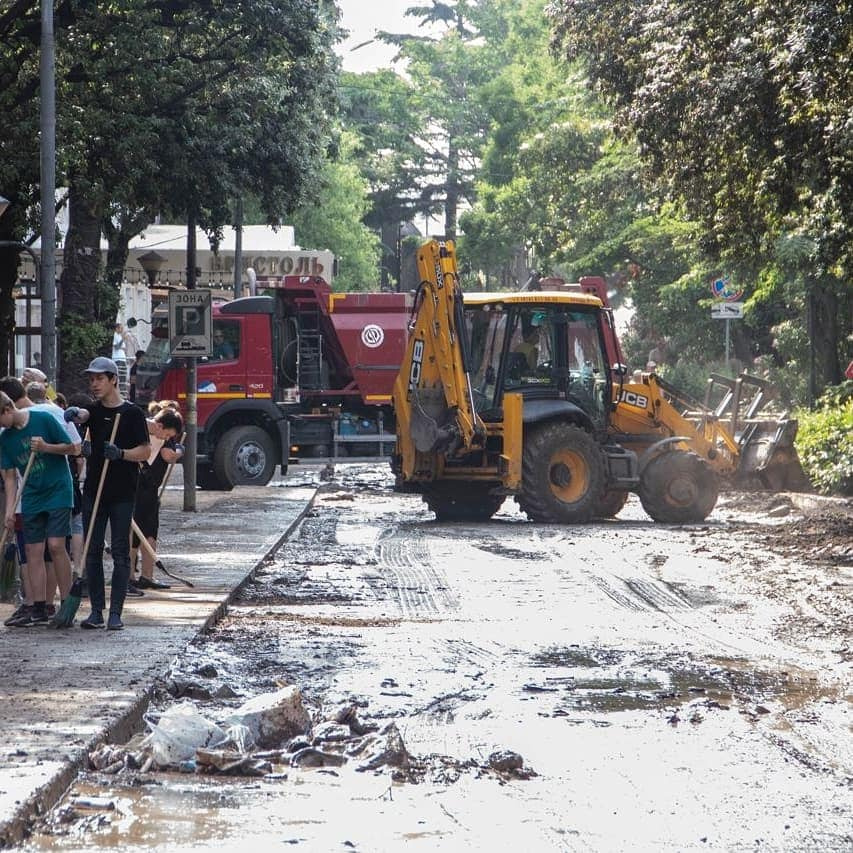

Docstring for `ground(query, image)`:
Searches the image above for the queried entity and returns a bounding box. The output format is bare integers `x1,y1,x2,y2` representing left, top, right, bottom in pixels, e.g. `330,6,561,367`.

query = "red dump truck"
135,276,412,489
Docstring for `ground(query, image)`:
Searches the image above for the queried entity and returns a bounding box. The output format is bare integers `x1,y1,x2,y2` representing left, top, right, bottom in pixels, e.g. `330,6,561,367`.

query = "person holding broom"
131,405,184,591
63,357,149,631
0,391,77,627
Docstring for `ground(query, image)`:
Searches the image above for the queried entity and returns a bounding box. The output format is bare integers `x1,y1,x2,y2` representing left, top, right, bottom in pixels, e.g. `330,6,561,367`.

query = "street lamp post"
40,0,56,387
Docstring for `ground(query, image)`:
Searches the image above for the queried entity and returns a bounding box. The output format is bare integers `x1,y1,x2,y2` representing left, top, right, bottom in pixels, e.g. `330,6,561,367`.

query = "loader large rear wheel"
518,423,604,524
423,483,505,522
639,450,718,523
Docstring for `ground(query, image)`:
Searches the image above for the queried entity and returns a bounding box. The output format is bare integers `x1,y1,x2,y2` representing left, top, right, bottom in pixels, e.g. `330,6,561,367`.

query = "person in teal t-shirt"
0,391,76,626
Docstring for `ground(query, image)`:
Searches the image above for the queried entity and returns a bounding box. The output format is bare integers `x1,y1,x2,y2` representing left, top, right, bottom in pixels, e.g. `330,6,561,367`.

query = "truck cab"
136,277,411,489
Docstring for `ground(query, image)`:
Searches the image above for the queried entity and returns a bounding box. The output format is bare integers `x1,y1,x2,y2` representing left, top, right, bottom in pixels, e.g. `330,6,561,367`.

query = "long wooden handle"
158,431,186,500
80,414,121,568
0,450,37,554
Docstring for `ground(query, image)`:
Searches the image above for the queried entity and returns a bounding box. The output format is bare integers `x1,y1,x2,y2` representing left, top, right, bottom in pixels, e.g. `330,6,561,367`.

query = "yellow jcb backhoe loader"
393,240,679,522
392,239,808,525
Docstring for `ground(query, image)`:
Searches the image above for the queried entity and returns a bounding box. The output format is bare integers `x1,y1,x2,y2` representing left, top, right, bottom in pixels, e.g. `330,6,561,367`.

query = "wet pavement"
0,479,316,848
13,467,852,852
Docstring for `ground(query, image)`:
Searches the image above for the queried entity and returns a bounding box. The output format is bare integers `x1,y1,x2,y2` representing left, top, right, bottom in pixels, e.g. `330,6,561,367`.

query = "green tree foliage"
374,0,504,238
0,0,339,392
548,0,853,392
339,69,427,229
288,133,381,292
795,382,853,495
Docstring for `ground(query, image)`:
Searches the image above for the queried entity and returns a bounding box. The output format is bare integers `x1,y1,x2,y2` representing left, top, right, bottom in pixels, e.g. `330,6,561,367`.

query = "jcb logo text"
620,390,649,408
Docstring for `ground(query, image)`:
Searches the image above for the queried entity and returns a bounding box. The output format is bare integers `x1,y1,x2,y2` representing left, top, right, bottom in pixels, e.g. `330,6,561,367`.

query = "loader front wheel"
518,423,604,524
423,483,505,522
639,451,718,523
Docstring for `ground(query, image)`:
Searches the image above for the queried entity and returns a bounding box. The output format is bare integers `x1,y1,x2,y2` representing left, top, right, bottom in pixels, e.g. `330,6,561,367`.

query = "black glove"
64,406,80,423
80,439,91,458
103,442,124,461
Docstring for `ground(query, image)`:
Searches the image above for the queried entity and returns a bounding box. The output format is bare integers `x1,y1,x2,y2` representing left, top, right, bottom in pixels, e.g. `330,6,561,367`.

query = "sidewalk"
0,481,316,848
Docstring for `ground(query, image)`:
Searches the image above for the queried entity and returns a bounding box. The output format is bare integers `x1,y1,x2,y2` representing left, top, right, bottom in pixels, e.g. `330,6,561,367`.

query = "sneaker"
126,584,145,598
25,609,49,626
46,604,56,617
107,613,123,631
4,605,31,627
81,611,105,630
136,576,171,590
5,605,34,628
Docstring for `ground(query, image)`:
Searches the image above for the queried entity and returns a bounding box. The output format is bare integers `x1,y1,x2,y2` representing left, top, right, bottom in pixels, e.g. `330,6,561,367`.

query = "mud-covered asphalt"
25,466,853,852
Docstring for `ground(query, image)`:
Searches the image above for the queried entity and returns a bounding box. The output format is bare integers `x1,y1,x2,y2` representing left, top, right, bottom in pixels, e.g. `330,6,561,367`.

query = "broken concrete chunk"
223,685,311,749
326,703,377,736
487,749,524,773
285,734,312,753
311,721,352,745
290,747,348,768
355,722,409,772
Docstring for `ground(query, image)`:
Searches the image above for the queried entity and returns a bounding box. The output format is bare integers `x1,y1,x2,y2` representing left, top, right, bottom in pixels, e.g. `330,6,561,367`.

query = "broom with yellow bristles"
53,416,120,628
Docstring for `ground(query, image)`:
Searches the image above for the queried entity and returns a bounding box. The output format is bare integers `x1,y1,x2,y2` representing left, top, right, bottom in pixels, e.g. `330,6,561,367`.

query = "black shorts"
132,489,159,544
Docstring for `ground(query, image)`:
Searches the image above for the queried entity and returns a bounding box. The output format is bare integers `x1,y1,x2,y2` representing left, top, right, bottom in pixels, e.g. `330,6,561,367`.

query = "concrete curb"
0,484,316,849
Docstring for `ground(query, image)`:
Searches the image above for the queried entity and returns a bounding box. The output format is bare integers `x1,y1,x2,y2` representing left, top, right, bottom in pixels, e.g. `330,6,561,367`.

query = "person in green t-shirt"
0,391,77,626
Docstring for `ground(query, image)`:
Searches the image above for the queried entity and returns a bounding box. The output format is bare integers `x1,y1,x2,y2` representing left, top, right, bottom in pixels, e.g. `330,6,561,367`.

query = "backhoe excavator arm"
392,240,486,480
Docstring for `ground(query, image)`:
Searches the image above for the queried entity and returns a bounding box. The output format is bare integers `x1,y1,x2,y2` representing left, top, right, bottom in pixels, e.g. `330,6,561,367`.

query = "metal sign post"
168,285,212,512
711,303,744,370
710,275,744,372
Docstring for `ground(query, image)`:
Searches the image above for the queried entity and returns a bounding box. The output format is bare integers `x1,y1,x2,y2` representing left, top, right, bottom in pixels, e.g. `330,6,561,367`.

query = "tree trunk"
444,135,459,241
812,279,841,390
58,184,109,396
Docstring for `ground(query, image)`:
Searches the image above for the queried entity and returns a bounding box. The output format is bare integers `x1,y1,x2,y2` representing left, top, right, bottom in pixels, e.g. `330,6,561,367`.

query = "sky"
335,0,432,73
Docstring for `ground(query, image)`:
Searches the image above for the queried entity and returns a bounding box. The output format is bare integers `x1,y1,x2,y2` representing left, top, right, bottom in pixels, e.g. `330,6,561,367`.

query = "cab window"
210,322,239,361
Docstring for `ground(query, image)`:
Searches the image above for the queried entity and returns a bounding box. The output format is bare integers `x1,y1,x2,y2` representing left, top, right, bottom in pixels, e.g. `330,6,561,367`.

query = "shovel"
131,518,194,588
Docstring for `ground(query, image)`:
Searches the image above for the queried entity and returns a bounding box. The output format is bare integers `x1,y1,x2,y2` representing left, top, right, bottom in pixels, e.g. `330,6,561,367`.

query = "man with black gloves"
64,357,149,631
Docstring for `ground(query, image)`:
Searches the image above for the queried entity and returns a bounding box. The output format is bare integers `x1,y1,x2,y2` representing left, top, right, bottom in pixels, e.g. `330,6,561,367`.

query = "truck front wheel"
213,426,277,487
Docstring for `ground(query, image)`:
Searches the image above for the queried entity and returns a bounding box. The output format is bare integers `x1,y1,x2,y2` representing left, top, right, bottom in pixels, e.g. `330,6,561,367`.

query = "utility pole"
40,0,56,385
183,212,198,511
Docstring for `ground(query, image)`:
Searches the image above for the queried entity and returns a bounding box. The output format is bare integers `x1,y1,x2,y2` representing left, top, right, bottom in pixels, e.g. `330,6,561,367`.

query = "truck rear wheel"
518,423,604,524
423,483,504,521
638,450,718,523
213,426,277,487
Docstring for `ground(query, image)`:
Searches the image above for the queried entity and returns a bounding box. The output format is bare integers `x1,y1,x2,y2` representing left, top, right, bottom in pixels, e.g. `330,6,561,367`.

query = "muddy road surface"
26,466,853,852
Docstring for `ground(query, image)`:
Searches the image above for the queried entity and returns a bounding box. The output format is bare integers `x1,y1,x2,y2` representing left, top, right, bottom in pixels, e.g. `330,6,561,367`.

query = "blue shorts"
22,508,72,545
71,512,84,537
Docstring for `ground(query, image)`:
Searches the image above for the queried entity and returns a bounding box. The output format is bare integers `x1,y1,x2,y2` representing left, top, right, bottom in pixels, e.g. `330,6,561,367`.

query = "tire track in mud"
370,524,459,617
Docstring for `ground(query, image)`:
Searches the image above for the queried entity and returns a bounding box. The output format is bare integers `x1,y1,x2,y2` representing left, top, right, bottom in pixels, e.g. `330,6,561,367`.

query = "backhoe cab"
393,240,686,524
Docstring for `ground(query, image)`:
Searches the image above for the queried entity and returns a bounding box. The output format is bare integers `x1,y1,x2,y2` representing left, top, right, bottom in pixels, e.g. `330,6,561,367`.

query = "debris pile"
87,687,535,784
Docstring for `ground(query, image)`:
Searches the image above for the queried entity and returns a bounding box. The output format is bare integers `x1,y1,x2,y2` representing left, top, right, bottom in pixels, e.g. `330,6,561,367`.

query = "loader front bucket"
734,417,811,491
705,373,812,493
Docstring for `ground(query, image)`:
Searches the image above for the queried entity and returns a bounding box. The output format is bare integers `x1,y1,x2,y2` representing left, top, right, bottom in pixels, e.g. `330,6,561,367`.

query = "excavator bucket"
703,373,811,492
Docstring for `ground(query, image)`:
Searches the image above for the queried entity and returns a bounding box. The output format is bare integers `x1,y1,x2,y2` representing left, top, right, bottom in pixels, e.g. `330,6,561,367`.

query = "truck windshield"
142,313,172,369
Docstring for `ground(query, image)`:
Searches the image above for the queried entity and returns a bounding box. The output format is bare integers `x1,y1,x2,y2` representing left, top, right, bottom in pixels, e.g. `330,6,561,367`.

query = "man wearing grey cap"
64,357,150,630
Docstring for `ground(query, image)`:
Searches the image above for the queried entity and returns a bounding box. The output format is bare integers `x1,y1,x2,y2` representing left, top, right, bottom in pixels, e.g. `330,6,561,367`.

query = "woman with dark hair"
130,405,184,592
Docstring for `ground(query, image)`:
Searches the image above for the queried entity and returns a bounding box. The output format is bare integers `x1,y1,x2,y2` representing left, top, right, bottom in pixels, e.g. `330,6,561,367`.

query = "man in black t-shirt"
64,357,150,630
